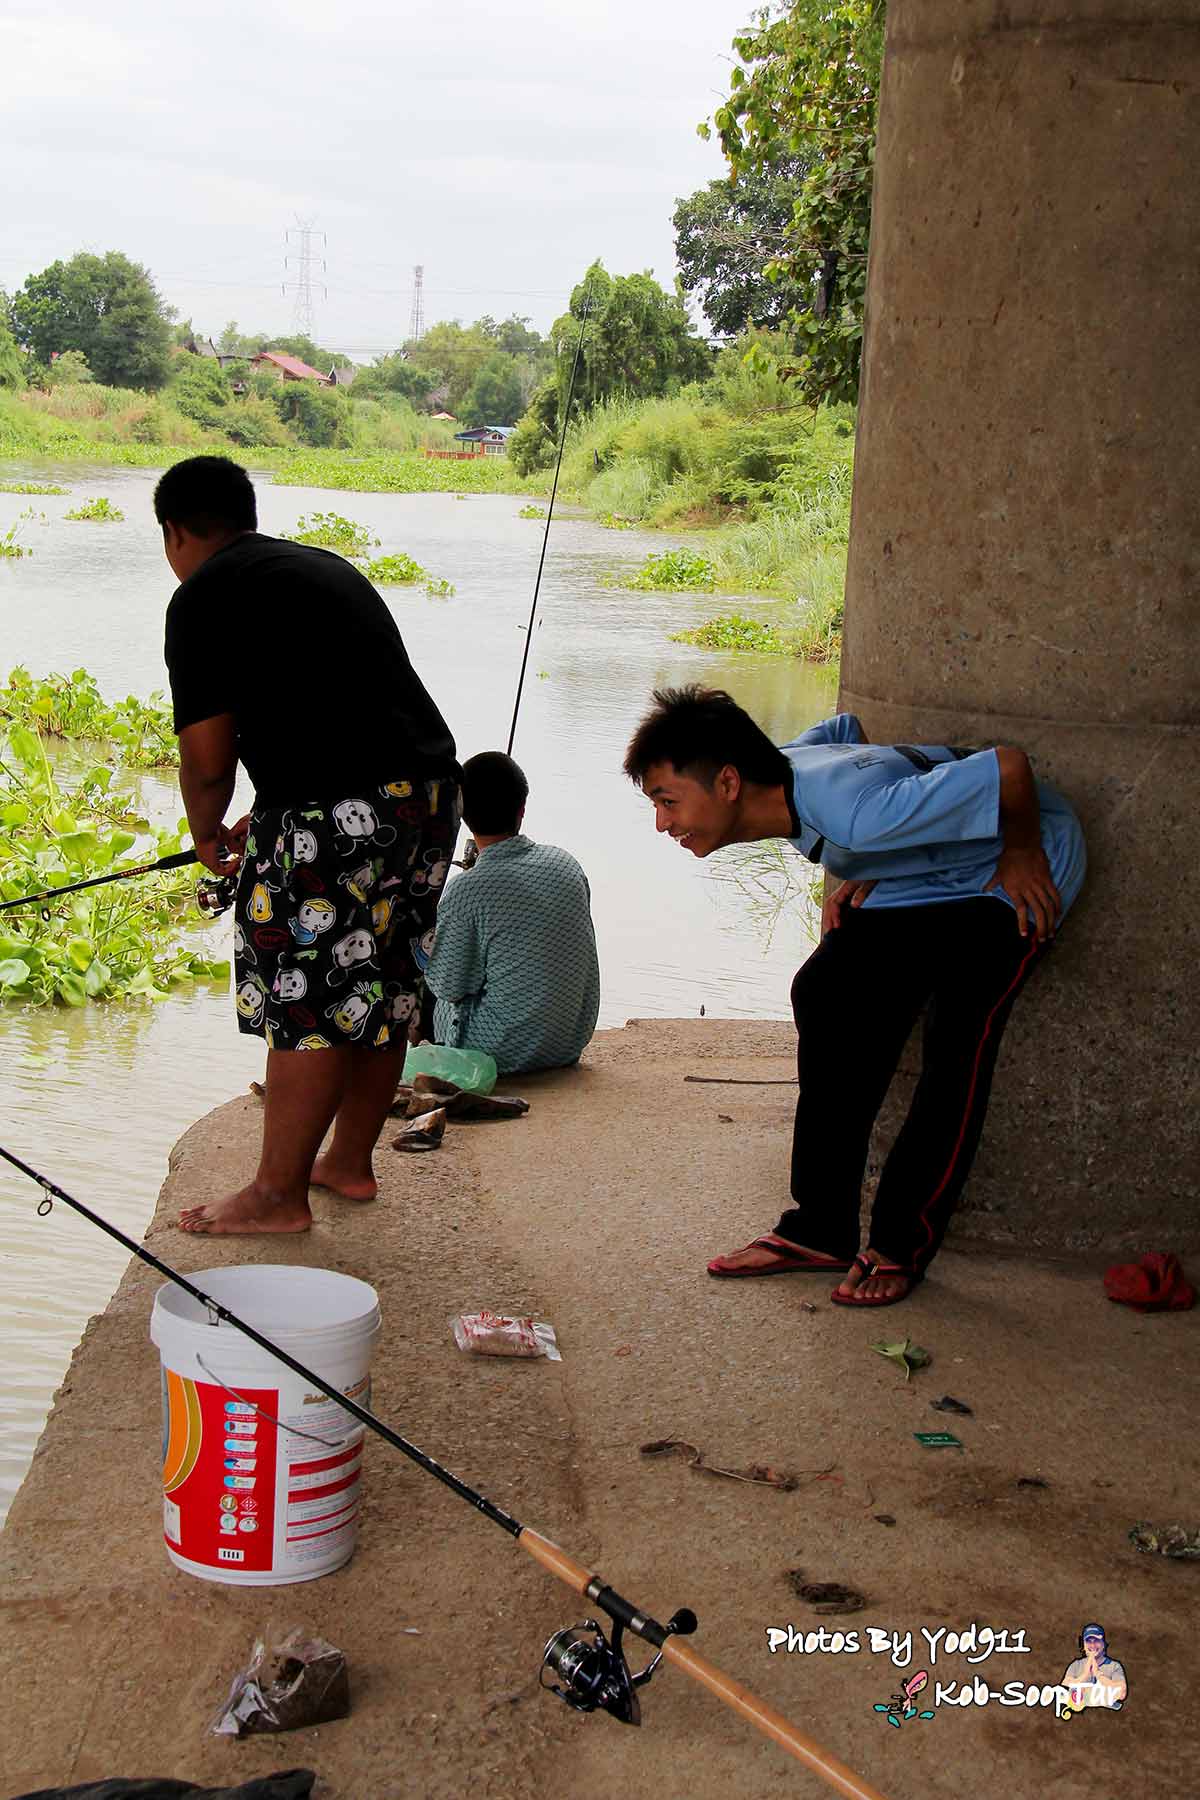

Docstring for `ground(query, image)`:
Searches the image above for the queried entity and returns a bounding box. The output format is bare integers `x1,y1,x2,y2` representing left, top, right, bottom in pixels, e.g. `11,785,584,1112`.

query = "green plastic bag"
403,1042,497,1095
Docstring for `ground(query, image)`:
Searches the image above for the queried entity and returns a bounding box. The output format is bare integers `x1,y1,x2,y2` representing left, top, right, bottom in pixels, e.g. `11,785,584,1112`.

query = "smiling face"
641,759,742,858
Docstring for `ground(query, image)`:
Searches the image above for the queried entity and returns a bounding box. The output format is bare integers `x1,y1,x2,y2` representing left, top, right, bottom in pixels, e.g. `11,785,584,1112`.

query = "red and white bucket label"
160,1368,368,1578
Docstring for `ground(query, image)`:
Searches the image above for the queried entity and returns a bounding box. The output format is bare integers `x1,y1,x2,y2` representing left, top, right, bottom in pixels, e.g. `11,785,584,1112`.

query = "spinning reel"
540,1607,697,1725
195,873,238,918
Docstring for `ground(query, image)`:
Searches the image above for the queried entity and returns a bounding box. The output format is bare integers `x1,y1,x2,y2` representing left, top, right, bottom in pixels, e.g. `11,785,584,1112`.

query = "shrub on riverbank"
541,339,853,651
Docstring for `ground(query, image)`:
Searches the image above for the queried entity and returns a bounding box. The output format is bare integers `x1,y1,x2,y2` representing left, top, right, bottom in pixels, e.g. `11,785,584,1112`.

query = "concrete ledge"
2,1020,1197,1798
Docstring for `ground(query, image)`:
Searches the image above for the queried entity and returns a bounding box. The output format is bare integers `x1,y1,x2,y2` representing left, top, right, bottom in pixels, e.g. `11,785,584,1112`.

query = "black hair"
461,751,529,835
153,455,257,538
623,685,790,789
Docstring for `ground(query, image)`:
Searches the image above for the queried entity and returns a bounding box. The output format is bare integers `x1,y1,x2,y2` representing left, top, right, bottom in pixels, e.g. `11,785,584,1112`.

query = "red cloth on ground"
1104,1252,1195,1312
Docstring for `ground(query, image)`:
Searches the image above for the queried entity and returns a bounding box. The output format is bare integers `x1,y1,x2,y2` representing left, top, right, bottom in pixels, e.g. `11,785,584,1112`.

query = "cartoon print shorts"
231,775,460,1051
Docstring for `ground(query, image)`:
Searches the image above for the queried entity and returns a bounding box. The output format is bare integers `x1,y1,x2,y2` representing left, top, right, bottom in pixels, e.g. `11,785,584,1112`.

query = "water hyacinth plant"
0,722,226,1006
607,547,717,591
64,496,124,521
366,553,426,585
0,667,177,767
282,512,379,558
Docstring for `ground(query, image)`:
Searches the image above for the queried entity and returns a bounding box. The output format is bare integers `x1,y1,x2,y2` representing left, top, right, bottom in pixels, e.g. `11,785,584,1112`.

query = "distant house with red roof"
252,351,332,386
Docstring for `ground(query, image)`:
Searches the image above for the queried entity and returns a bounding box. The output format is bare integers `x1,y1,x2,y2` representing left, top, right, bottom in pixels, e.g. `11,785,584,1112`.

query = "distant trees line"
1,2,883,451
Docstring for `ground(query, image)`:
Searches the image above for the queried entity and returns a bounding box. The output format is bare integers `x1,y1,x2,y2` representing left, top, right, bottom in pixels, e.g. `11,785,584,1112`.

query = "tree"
708,0,885,406
673,158,811,337
461,354,525,428
0,310,27,390
409,321,495,414
356,353,444,409
11,251,174,389
549,261,712,420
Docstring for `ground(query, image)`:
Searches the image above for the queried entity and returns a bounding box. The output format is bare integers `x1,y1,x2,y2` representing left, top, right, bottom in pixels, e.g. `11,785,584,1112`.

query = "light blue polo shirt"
781,715,1086,915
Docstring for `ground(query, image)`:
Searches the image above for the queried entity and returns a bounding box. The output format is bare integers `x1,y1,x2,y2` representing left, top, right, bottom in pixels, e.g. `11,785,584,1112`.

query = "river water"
0,464,835,1520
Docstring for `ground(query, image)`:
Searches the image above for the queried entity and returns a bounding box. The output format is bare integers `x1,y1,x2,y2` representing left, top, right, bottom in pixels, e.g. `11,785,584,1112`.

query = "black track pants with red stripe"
774,897,1049,1276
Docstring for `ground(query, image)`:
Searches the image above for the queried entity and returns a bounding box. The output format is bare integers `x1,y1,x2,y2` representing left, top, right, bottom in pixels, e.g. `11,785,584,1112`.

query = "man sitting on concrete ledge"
624,686,1086,1309
425,751,600,1075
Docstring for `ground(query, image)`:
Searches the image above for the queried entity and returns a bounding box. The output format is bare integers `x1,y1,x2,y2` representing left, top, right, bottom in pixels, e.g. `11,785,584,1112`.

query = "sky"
1,0,756,361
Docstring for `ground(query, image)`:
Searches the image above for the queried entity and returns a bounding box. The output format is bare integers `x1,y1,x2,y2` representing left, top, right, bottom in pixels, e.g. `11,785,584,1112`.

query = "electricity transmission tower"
284,218,327,339
408,266,425,343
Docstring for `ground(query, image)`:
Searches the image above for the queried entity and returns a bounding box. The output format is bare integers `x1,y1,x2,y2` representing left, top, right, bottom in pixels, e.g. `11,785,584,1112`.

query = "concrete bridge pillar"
840,2,1199,1247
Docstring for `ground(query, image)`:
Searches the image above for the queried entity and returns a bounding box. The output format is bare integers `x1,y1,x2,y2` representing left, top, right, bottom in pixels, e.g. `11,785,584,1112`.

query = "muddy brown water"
0,463,835,1519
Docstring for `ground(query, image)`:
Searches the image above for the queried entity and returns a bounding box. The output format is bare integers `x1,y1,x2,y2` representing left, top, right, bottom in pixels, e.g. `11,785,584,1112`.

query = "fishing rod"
505,296,593,758
0,1144,889,1800
0,847,199,914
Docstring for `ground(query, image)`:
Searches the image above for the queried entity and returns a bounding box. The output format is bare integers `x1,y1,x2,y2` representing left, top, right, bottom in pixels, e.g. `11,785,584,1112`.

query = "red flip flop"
707,1236,853,1279
830,1252,917,1308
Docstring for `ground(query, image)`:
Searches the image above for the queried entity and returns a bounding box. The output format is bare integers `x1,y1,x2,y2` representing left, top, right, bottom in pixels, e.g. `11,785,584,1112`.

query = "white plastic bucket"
150,1265,381,1586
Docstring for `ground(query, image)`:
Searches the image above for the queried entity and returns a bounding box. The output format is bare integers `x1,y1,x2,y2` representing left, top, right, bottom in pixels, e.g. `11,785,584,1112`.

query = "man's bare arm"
178,714,240,875
984,745,1061,940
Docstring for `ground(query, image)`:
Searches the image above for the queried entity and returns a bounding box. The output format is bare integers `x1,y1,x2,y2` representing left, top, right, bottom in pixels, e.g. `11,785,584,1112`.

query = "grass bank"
546,345,854,660
0,388,540,496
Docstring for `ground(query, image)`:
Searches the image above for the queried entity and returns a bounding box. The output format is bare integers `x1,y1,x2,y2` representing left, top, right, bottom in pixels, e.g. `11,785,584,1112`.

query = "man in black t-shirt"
157,455,460,1236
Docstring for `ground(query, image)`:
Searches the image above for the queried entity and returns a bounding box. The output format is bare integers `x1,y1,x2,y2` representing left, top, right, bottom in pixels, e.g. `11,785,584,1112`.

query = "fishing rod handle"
519,1530,890,1798
518,1528,592,1597
661,1637,891,1800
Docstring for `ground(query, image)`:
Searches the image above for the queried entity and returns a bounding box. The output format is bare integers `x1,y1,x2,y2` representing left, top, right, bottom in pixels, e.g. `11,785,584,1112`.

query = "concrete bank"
1,1020,1196,1799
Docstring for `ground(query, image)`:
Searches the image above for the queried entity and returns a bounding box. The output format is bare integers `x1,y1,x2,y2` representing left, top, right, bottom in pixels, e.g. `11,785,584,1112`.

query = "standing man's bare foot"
310,1156,377,1203
830,1250,915,1307
177,1181,313,1235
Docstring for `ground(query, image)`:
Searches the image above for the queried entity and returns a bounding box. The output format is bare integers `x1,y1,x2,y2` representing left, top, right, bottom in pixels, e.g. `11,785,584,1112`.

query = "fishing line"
0,1143,891,1798
505,295,593,758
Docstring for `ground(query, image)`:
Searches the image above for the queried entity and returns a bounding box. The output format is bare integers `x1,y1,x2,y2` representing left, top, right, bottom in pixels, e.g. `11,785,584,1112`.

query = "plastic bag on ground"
209,1628,349,1737
451,1310,562,1359
403,1041,497,1095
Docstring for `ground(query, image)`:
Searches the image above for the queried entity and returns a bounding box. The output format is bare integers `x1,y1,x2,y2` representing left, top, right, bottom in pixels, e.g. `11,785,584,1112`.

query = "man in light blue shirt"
425,752,600,1075
624,686,1086,1308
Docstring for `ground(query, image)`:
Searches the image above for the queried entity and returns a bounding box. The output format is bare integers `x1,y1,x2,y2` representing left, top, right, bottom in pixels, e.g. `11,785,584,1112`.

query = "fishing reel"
540,1608,696,1726
196,873,238,918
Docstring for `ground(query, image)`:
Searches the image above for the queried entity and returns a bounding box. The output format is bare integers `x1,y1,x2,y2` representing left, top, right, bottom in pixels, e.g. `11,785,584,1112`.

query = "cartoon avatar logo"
233,921,255,966
235,977,266,1026
371,896,394,938
291,897,336,945
292,827,319,864
380,779,413,800
295,1032,331,1050
873,1671,935,1728
1059,1624,1127,1717
248,883,274,924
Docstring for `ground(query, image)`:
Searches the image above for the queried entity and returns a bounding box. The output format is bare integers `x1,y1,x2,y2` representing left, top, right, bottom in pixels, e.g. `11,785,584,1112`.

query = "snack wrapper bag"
450,1309,562,1360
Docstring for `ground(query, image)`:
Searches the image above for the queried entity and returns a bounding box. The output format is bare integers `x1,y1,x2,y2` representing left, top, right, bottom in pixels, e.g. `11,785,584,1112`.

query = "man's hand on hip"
822,878,877,935
984,846,1061,941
